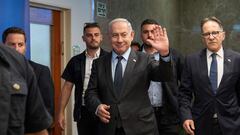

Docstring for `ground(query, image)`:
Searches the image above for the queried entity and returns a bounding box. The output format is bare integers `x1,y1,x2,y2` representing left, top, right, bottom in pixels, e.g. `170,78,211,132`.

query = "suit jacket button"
13,83,20,91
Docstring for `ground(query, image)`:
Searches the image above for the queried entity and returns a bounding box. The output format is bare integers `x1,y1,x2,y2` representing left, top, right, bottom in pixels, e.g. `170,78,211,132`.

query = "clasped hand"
97,104,111,123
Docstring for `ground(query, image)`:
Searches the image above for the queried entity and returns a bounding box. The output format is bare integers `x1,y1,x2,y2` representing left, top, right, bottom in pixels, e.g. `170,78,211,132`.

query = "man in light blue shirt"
141,19,184,135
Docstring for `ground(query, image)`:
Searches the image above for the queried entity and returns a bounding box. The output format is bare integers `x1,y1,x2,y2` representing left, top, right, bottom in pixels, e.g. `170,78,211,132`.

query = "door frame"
29,3,72,135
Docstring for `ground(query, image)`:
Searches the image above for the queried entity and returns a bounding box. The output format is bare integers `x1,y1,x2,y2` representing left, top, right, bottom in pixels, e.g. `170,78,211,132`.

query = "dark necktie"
114,56,123,95
210,53,218,94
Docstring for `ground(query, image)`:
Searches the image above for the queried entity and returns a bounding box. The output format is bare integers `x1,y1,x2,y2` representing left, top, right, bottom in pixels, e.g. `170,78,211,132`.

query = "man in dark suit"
179,16,240,135
0,43,52,135
58,22,108,135
2,27,55,121
140,19,184,135
85,18,172,135
28,60,55,117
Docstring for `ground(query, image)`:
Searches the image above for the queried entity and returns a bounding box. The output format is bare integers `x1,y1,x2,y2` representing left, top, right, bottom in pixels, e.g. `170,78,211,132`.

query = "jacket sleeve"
37,66,55,117
178,56,194,123
84,60,101,115
24,61,52,133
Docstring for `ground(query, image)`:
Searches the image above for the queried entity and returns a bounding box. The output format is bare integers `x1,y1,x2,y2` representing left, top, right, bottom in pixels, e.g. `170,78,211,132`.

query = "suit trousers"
77,106,98,135
153,107,180,135
211,118,223,135
115,127,126,135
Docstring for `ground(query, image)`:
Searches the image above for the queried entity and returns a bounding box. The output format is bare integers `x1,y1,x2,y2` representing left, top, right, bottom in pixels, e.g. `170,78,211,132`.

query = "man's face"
109,21,134,55
82,27,102,50
201,21,225,52
5,33,26,55
141,24,155,46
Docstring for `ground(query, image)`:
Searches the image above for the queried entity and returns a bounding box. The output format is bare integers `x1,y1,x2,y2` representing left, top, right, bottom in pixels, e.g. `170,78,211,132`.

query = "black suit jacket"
160,48,184,125
85,50,172,135
61,48,108,122
179,48,240,135
29,60,55,117
0,45,52,134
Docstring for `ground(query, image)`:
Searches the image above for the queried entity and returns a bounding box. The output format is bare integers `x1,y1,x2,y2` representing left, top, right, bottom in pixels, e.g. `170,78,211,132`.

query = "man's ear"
222,31,225,40
100,34,103,41
82,36,85,42
131,30,135,40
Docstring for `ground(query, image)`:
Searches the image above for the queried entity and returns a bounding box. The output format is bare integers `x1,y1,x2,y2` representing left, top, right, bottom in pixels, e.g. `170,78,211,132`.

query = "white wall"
30,0,93,52
29,0,94,135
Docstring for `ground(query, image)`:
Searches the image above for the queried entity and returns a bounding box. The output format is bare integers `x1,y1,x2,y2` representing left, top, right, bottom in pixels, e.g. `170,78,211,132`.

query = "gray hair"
108,18,133,32
201,16,224,32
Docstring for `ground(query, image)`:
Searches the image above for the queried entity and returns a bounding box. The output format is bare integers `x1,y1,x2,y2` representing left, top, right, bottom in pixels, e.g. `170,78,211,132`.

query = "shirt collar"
112,47,131,61
85,48,100,58
206,47,223,59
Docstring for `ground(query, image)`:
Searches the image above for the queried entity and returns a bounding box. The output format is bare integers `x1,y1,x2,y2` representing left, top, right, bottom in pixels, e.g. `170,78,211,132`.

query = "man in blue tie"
85,18,172,135
179,16,240,135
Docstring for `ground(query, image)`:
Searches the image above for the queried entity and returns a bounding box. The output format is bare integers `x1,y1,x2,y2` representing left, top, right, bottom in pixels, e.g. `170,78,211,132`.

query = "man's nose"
92,35,96,40
15,45,21,51
117,36,123,42
209,33,215,39
148,32,154,38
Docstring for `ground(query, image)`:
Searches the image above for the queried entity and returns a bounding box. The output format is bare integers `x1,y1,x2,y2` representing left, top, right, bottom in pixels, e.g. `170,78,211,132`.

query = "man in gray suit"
179,16,240,135
85,18,172,135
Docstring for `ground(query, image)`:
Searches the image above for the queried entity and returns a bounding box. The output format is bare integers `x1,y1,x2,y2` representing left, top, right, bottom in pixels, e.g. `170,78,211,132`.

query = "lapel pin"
133,59,136,62
13,83,20,91
227,58,231,62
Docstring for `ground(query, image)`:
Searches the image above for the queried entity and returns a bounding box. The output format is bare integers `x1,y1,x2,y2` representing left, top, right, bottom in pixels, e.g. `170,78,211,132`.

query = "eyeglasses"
201,31,223,38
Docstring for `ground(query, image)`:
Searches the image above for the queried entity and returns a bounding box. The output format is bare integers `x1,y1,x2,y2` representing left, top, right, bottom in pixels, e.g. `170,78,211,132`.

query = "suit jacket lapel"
120,50,137,98
218,49,232,90
200,49,213,95
80,52,86,84
104,53,119,99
